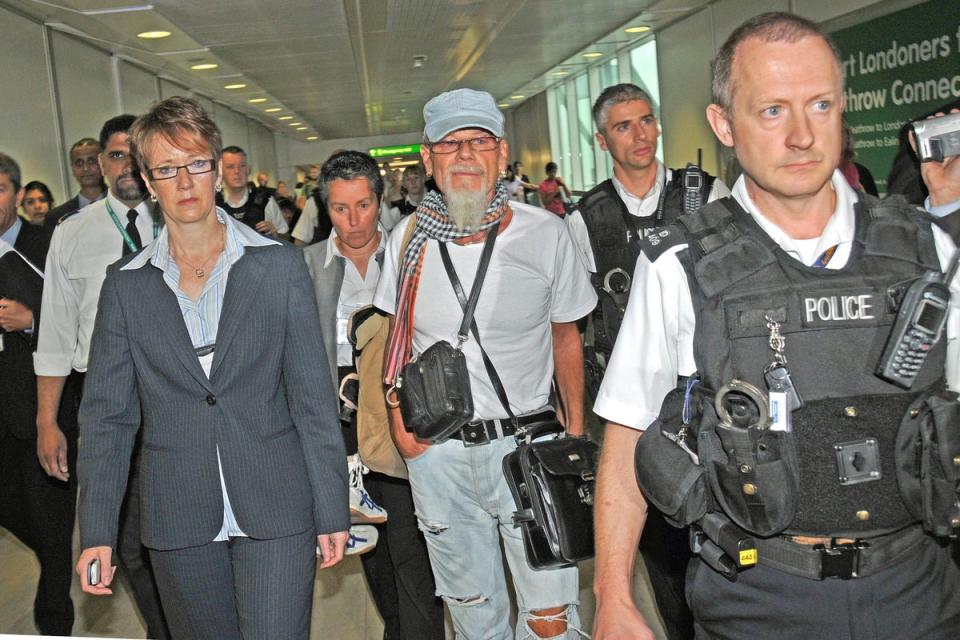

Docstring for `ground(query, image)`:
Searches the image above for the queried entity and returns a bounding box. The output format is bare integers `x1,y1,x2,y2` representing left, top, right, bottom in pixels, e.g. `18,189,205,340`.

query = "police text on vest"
804,294,875,323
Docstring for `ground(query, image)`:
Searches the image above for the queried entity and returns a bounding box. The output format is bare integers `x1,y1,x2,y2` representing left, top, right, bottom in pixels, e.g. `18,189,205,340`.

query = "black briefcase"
504,423,600,569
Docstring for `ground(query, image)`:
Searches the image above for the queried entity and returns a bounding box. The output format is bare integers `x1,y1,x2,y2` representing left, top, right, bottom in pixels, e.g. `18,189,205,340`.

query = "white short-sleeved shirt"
373,202,597,419
566,162,730,273
291,197,319,243
595,170,960,431
35,194,156,375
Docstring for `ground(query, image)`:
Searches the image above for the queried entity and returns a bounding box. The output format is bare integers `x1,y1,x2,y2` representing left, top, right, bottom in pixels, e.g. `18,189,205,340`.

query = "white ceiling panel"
2,0,710,141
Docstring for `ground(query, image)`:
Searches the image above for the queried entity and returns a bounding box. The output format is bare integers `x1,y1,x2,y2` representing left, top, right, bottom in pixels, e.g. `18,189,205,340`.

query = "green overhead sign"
831,0,960,193
368,144,421,158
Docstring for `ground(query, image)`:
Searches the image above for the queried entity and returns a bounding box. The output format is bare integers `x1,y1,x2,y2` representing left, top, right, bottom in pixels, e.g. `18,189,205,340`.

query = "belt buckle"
814,540,869,579
461,421,492,448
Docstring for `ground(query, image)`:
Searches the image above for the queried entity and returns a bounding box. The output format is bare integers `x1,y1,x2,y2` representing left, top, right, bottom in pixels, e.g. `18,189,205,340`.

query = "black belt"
448,409,556,447
754,525,927,580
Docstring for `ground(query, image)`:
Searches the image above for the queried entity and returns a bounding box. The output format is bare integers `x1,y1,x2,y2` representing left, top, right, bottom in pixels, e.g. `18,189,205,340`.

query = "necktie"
812,244,838,269
123,209,143,256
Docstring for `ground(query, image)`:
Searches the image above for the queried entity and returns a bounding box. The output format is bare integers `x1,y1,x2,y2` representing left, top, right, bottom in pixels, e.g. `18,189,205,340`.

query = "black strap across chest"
437,223,515,421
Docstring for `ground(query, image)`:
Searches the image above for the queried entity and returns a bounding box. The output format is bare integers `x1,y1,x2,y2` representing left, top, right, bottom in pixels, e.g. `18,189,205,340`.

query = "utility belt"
755,524,926,580
635,378,960,580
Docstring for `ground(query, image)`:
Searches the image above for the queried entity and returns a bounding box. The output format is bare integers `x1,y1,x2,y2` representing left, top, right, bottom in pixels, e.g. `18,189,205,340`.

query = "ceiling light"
582,52,603,58
265,107,282,113
625,26,652,34
191,63,218,70
296,127,308,131
497,103,510,108
224,83,247,90
278,116,293,120
510,95,524,100
289,122,303,126
307,136,318,141
549,71,568,77
248,98,267,103
137,30,171,39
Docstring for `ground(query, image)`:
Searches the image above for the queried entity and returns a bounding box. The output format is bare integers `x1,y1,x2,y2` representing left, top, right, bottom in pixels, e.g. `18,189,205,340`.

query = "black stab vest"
217,189,269,229
579,169,714,355
671,195,944,537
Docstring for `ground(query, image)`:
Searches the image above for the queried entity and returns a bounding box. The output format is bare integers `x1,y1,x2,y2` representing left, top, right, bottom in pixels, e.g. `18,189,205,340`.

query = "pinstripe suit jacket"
77,242,349,551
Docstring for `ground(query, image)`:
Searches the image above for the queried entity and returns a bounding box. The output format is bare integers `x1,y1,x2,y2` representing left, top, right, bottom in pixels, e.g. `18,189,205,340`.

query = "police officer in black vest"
216,145,288,237
592,13,960,640
567,83,728,363
566,83,729,640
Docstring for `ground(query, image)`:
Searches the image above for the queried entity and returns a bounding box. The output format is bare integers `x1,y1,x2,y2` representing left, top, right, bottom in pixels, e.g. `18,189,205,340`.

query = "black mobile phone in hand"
87,558,101,586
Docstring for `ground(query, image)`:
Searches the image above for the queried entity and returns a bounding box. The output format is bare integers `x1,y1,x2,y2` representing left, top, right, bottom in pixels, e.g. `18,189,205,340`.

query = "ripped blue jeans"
406,437,583,639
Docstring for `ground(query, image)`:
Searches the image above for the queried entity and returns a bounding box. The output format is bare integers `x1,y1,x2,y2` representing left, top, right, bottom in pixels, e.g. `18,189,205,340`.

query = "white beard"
445,188,488,232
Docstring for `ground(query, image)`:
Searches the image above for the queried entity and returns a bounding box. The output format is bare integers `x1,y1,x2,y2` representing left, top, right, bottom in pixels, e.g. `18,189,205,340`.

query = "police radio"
682,149,705,215
876,250,958,388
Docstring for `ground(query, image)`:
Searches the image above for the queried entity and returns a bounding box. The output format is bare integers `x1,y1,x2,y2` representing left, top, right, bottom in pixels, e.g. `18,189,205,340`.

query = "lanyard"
106,200,159,253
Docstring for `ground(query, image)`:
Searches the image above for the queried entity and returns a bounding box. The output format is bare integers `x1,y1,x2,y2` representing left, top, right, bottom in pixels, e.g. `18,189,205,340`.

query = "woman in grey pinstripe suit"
75,97,350,640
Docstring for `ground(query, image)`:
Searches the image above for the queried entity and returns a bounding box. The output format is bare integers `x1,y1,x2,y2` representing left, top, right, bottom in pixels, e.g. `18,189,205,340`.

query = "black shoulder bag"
437,229,600,569
395,221,499,442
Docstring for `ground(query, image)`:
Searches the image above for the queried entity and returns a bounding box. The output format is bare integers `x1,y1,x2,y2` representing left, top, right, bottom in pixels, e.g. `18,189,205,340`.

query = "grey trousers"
148,528,317,640
687,533,960,640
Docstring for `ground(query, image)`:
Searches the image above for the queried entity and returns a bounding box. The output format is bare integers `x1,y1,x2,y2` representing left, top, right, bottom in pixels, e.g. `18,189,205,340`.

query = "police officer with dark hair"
593,12,960,640
567,83,729,363
566,82,730,640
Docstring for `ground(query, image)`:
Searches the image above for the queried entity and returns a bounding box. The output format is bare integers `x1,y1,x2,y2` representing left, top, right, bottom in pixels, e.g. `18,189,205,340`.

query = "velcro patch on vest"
800,288,887,328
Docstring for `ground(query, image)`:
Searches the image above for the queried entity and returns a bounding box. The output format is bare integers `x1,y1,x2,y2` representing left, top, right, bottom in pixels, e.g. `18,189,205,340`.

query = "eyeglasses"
147,159,216,181
428,136,500,154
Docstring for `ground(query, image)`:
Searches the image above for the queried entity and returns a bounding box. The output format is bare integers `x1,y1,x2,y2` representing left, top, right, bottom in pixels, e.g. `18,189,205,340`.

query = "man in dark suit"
0,152,79,635
45,138,106,227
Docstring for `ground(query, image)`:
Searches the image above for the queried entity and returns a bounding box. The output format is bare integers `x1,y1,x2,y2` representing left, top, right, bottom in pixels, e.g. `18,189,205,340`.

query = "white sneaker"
348,454,388,524
344,524,378,555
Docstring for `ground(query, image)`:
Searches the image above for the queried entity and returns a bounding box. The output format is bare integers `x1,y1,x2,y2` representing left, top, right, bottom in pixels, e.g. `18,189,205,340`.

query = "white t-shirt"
373,201,597,419
594,170,960,431
566,162,730,272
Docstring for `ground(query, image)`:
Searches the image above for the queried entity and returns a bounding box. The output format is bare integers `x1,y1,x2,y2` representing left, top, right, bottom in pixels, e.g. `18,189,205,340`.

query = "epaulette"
57,208,82,225
638,224,687,262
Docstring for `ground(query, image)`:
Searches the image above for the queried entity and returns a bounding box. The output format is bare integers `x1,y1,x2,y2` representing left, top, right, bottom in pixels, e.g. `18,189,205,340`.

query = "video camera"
912,112,960,163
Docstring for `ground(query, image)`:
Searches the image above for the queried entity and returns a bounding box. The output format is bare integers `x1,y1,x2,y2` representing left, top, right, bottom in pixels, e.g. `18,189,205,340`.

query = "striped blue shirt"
121,208,279,540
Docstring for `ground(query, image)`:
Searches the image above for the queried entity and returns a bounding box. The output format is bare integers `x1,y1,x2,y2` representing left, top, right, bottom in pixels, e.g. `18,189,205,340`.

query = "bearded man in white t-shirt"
373,88,596,640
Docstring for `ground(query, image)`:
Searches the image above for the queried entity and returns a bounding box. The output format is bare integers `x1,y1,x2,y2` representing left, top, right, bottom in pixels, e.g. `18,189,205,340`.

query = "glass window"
630,41,661,115
575,73,595,190
555,82,572,186
629,40,663,162
599,58,619,90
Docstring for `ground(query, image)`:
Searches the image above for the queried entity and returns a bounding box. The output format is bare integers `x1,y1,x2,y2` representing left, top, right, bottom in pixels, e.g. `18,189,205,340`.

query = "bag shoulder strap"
437,222,515,420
